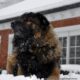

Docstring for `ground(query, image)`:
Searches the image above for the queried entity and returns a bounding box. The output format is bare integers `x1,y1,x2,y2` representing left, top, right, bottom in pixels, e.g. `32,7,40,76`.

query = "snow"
0,74,80,80
61,65,80,80
61,64,80,73
0,75,44,80
0,0,80,20
0,65,80,80
60,73,80,80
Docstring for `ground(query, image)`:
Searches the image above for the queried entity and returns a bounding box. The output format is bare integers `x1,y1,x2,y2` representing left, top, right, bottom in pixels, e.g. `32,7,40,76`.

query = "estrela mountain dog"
6,12,61,80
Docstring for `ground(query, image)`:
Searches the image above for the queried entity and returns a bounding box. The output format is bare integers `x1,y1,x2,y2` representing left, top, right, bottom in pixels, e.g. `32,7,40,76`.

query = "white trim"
54,25,80,37
67,32,70,64
46,7,80,21
0,22,11,30
8,34,14,55
54,25,80,33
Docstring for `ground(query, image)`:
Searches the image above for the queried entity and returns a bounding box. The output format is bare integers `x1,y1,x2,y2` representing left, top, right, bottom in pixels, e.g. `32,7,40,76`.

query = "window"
69,35,80,64
57,28,80,64
69,36,76,64
59,37,67,64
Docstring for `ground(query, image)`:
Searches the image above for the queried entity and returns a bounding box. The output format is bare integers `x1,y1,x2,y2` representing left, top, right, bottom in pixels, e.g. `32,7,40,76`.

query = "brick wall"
51,17,80,28
0,29,12,69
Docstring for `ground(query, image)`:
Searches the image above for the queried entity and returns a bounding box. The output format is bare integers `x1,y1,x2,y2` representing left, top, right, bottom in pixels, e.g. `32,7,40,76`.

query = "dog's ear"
11,21,15,30
36,13,49,29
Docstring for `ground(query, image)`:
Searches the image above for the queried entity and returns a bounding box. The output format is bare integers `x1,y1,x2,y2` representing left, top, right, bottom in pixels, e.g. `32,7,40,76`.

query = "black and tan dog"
6,12,61,80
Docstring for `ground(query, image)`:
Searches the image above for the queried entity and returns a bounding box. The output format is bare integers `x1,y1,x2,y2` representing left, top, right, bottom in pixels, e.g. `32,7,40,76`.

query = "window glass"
76,59,80,64
63,37,67,47
69,59,75,64
70,36,75,46
70,47,75,58
62,58,66,64
59,37,63,47
69,35,80,64
62,48,66,58
76,47,80,57
59,37,67,64
76,35,80,46
59,31,80,64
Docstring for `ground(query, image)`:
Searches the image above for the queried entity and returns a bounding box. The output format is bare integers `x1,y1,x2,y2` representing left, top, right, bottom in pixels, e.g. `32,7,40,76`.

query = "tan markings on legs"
48,67,60,80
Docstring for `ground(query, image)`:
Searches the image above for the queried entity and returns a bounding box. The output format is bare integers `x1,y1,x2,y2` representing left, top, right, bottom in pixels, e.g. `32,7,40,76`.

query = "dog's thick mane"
11,12,61,78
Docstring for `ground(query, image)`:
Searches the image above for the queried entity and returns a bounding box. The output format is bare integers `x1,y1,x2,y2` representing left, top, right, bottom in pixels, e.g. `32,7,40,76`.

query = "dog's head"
11,12,50,54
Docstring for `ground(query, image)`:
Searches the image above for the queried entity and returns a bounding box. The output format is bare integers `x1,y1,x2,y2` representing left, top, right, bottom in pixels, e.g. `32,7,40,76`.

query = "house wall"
45,7,80,65
0,7,80,69
0,22,12,69
45,7,80,21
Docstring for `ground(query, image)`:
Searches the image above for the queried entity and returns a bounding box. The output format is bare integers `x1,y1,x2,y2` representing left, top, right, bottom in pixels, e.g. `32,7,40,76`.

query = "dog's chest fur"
15,37,56,78
17,54,55,78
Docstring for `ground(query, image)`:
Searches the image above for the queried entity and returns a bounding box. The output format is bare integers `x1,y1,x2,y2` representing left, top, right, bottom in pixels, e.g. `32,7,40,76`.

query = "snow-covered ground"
0,75,44,80
60,73,80,80
61,64,80,73
61,65,80,80
0,65,80,80
0,74,80,80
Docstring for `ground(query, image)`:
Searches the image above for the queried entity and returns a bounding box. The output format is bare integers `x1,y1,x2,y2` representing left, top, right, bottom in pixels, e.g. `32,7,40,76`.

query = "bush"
60,70,69,75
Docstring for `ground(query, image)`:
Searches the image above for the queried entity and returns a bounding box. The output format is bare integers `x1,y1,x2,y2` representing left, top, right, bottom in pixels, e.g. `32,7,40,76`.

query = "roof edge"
0,2,80,23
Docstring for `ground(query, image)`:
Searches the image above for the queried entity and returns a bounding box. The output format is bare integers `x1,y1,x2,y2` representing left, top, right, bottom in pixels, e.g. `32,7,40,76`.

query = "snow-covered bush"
61,64,80,75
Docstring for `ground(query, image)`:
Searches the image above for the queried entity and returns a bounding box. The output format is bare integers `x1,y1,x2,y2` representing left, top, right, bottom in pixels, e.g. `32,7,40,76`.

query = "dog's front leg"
47,67,60,80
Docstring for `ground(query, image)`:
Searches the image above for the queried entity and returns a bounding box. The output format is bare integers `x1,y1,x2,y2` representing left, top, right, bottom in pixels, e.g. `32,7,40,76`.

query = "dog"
6,12,61,80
